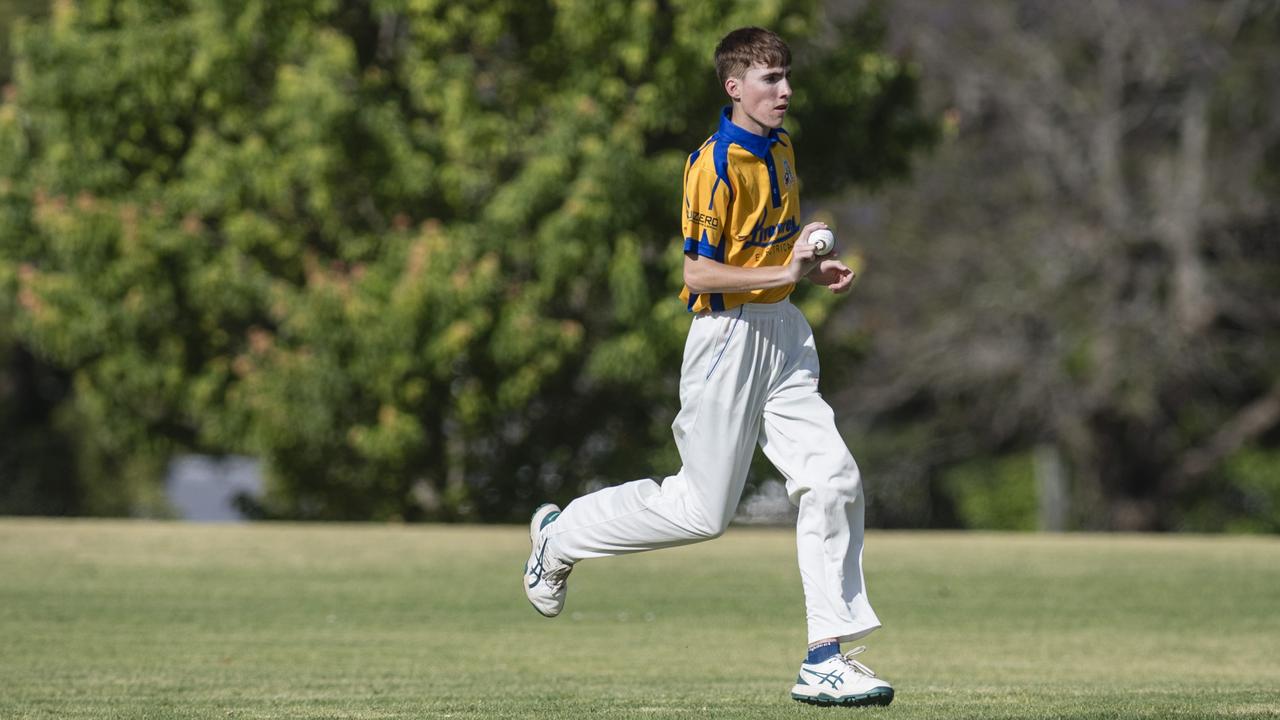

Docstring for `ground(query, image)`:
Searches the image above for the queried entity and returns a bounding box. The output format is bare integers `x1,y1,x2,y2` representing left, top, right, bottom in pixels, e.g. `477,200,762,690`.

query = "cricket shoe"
523,503,573,617
791,646,894,707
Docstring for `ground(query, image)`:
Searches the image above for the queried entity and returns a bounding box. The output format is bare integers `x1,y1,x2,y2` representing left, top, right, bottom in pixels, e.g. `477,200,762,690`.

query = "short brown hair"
714,27,791,85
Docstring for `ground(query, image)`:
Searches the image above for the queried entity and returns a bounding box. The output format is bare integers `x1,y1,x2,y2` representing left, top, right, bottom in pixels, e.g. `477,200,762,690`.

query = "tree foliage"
0,0,933,519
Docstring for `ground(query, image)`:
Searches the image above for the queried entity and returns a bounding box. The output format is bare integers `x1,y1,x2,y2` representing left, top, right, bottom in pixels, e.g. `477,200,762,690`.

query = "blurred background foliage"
838,0,1280,532
1,0,1277,532
0,0,933,522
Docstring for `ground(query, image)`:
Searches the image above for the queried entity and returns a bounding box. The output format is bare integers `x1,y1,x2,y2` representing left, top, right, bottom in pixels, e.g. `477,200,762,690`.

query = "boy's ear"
724,76,741,102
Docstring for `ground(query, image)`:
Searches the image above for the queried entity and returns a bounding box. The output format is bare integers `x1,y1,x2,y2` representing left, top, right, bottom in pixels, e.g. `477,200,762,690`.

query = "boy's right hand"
788,222,829,282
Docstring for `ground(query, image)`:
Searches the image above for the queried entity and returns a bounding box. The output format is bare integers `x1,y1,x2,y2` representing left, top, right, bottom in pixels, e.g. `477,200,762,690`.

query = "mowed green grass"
0,520,1277,719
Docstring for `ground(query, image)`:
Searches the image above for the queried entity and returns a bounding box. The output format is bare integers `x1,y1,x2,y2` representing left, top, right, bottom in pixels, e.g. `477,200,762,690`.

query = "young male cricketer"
523,27,894,708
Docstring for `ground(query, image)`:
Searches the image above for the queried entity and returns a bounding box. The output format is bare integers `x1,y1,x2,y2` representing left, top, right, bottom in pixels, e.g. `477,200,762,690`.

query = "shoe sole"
791,687,894,707
525,503,561,618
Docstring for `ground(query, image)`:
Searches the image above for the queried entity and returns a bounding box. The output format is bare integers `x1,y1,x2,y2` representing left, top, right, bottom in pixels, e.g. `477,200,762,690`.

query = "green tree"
0,0,79,517
0,0,48,81
1,0,932,520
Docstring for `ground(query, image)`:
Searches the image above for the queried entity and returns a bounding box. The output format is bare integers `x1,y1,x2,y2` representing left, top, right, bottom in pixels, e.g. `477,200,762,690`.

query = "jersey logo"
782,159,794,187
743,216,799,248
686,209,721,229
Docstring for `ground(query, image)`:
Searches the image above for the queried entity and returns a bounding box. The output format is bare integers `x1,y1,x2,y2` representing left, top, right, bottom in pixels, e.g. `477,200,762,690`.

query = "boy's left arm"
806,253,856,294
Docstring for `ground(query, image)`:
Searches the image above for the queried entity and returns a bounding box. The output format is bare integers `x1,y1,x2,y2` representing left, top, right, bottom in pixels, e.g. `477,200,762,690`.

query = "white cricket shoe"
791,646,894,707
523,503,573,617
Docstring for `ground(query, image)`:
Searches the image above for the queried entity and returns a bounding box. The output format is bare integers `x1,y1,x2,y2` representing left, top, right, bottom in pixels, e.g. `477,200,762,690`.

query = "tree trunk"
1163,82,1215,334
1034,443,1069,531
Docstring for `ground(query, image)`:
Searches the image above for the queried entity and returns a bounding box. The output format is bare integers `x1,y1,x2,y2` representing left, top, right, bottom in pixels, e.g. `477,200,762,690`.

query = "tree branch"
1176,381,1280,483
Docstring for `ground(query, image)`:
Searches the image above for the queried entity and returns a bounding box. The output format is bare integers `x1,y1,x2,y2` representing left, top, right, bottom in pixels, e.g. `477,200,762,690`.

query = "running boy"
523,26,893,708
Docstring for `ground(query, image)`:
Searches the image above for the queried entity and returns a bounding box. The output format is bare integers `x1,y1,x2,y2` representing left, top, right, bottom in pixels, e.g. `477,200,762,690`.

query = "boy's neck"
729,103,771,137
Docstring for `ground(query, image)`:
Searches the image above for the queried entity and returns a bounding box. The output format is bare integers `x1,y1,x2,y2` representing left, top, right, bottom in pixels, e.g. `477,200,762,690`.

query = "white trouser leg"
758,306,881,644
548,306,768,562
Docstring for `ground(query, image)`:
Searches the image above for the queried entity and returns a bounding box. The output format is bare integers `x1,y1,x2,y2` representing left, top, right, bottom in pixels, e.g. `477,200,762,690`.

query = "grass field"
1,520,1277,719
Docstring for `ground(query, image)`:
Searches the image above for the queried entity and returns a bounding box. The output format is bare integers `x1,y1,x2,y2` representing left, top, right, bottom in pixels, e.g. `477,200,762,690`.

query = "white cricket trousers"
545,299,881,644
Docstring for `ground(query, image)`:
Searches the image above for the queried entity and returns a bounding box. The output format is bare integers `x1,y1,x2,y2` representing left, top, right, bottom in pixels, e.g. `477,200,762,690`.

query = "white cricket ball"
809,228,835,256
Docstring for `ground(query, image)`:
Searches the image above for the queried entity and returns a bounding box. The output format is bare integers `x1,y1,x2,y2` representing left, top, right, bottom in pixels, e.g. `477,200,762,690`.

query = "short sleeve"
681,160,731,259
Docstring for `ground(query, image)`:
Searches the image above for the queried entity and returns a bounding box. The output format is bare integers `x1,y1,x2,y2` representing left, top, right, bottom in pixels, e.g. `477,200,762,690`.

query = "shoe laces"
528,539,571,589
835,646,877,678
544,562,571,588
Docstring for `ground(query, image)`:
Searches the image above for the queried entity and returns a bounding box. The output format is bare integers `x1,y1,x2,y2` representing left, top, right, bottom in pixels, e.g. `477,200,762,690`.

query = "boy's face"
726,63,792,134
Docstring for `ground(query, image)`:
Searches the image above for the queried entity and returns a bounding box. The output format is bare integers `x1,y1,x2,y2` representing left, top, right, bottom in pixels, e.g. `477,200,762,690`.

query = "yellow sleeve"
681,154,732,259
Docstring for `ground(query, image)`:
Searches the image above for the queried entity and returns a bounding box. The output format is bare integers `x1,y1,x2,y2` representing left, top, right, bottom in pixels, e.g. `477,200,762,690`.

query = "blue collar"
717,107,782,159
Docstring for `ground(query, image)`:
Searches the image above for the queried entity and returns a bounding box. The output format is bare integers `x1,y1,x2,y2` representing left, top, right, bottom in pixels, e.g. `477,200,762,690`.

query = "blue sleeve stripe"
698,228,716,258
688,136,714,170
700,228,718,258
712,138,734,204
689,139,731,212
683,234,717,259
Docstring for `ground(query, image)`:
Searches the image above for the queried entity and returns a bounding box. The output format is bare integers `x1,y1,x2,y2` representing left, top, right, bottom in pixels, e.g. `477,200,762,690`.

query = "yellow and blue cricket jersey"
680,107,801,313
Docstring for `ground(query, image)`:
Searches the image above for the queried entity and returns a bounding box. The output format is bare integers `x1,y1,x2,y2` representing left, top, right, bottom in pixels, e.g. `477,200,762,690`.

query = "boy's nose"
778,79,792,99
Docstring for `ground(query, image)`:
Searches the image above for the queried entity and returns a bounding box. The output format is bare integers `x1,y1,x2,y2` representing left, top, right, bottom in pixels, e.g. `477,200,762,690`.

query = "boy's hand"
807,257,856,294
788,222,829,282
